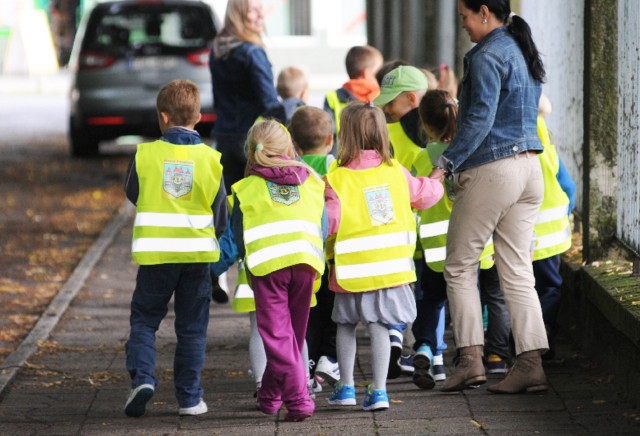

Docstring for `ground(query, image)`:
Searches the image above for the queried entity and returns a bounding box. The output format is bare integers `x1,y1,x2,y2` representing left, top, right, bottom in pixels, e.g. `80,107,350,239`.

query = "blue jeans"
412,265,447,356
532,254,562,332
125,263,212,408
479,266,512,359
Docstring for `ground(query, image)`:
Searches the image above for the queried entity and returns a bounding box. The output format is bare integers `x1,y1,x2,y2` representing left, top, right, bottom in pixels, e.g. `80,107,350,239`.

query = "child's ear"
324,134,334,147
407,91,419,107
195,113,202,124
160,111,171,126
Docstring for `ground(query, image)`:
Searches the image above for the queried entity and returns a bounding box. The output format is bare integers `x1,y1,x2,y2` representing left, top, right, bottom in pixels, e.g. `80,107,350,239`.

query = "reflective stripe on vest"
233,174,325,277
132,140,222,265
533,117,572,261
232,262,256,313
327,160,416,291
387,122,423,171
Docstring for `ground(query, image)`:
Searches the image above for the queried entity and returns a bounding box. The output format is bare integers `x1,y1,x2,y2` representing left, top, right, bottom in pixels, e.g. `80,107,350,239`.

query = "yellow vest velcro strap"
424,246,446,263
335,231,416,255
247,240,324,271
419,220,449,238
535,226,571,251
134,212,214,229
132,237,219,253
244,220,322,244
536,205,569,224
234,283,254,299
336,257,415,280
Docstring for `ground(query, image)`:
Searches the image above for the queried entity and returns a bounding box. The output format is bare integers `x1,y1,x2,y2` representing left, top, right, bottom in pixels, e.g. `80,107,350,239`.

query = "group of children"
122,43,575,421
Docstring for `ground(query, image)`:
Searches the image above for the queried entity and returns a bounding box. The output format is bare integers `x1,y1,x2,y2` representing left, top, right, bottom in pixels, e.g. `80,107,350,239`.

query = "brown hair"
156,80,201,127
337,101,391,167
418,90,458,143
345,45,383,79
276,66,308,99
289,107,332,153
245,119,320,180
217,0,263,46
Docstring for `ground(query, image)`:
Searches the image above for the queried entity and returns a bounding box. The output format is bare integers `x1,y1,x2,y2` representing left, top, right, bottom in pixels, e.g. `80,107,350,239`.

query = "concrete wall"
520,0,585,220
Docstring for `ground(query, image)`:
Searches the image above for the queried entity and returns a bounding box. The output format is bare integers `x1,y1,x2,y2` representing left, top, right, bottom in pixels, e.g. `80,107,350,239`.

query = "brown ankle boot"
487,350,548,394
440,345,486,392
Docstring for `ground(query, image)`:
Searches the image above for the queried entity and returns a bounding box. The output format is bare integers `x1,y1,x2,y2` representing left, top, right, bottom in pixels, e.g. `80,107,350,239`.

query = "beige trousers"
444,153,549,355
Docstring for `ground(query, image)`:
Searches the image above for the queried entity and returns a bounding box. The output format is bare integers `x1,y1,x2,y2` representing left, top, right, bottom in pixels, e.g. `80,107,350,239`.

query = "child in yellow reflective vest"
231,120,327,422
324,101,443,411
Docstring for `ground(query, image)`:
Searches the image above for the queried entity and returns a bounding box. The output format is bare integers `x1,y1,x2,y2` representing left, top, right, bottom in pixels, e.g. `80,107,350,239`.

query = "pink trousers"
251,264,316,418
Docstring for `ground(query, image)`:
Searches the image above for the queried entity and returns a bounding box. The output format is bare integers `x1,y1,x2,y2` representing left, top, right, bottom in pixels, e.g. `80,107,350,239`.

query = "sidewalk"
0,209,638,435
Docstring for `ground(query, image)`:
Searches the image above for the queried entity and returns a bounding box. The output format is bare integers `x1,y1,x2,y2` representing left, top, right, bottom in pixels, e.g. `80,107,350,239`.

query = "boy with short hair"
324,45,384,137
123,79,227,418
262,66,309,126
289,106,339,390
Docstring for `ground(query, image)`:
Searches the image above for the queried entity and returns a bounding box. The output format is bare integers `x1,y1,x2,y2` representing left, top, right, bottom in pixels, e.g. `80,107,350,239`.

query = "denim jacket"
439,27,543,174
210,42,279,141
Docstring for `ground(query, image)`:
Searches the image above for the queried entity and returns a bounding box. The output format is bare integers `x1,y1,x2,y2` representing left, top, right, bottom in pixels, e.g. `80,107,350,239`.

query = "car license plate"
131,57,179,71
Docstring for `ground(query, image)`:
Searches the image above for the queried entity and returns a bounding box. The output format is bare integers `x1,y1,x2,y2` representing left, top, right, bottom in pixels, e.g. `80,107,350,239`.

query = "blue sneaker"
362,384,389,411
413,345,436,390
328,382,356,406
399,354,414,376
432,353,446,381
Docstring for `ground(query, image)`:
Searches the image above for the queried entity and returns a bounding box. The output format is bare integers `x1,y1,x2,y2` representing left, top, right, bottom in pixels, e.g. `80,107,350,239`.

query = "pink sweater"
324,150,444,292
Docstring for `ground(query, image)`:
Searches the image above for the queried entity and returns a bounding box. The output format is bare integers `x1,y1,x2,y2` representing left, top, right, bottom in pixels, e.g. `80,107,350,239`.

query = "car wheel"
69,120,100,157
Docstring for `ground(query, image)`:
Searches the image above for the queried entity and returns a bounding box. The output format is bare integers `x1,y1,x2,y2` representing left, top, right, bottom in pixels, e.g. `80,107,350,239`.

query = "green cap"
374,66,429,106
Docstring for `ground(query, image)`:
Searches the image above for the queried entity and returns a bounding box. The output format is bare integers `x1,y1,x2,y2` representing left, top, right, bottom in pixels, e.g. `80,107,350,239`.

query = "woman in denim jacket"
209,0,280,191
430,0,549,394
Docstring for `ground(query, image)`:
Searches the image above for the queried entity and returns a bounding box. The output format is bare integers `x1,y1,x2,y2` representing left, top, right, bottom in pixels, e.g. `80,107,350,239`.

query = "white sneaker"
179,399,208,416
315,356,340,387
124,384,154,417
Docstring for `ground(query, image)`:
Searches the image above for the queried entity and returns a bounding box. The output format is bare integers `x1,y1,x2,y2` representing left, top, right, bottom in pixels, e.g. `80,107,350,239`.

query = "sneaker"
412,345,436,390
362,384,389,411
387,330,403,379
307,377,322,399
315,356,340,387
399,354,415,376
328,382,356,406
432,354,446,381
211,271,229,304
124,384,154,417
486,354,508,374
179,399,208,416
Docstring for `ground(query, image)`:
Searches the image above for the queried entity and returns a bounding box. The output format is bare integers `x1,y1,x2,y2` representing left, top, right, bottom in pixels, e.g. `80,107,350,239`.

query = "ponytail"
508,15,546,83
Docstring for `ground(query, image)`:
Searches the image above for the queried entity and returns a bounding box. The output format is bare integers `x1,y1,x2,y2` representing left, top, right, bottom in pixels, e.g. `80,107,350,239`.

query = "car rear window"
83,3,216,57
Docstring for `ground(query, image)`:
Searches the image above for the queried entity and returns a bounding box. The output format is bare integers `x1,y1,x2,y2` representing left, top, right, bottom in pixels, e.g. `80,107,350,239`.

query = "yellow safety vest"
132,140,222,265
413,147,494,272
232,174,325,277
326,160,417,292
387,122,423,171
325,90,350,134
533,117,572,260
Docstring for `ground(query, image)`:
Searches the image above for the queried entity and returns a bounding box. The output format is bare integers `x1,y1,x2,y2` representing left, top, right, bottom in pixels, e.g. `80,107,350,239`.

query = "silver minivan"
68,0,219,157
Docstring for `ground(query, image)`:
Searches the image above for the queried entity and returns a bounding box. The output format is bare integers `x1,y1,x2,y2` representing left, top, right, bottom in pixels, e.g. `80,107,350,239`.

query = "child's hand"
428,167,446,183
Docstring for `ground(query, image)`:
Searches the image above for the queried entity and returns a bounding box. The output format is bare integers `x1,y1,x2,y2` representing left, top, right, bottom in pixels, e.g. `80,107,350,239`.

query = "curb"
0,200,134,396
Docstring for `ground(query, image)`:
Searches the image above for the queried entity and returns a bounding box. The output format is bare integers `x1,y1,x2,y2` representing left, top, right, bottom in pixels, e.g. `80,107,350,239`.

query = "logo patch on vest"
364,184,395,224
267,181,300,205
163,160,194,199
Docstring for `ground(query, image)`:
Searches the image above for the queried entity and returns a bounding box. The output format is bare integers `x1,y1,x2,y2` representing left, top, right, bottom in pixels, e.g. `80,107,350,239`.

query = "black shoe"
211,274,229,304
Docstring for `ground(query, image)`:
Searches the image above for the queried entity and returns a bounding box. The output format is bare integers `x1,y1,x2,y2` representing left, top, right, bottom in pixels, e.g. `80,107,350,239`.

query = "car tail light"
87,116,125,126
79,51,115,69
186,49,211,66
200,113,217,122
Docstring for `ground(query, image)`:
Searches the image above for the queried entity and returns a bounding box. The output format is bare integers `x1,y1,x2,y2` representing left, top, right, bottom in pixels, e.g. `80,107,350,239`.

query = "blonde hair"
245,120,320,180
218,0,263,46
276,66,308,99
156,80,200,127
337,102,392,167
345,45,383,78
